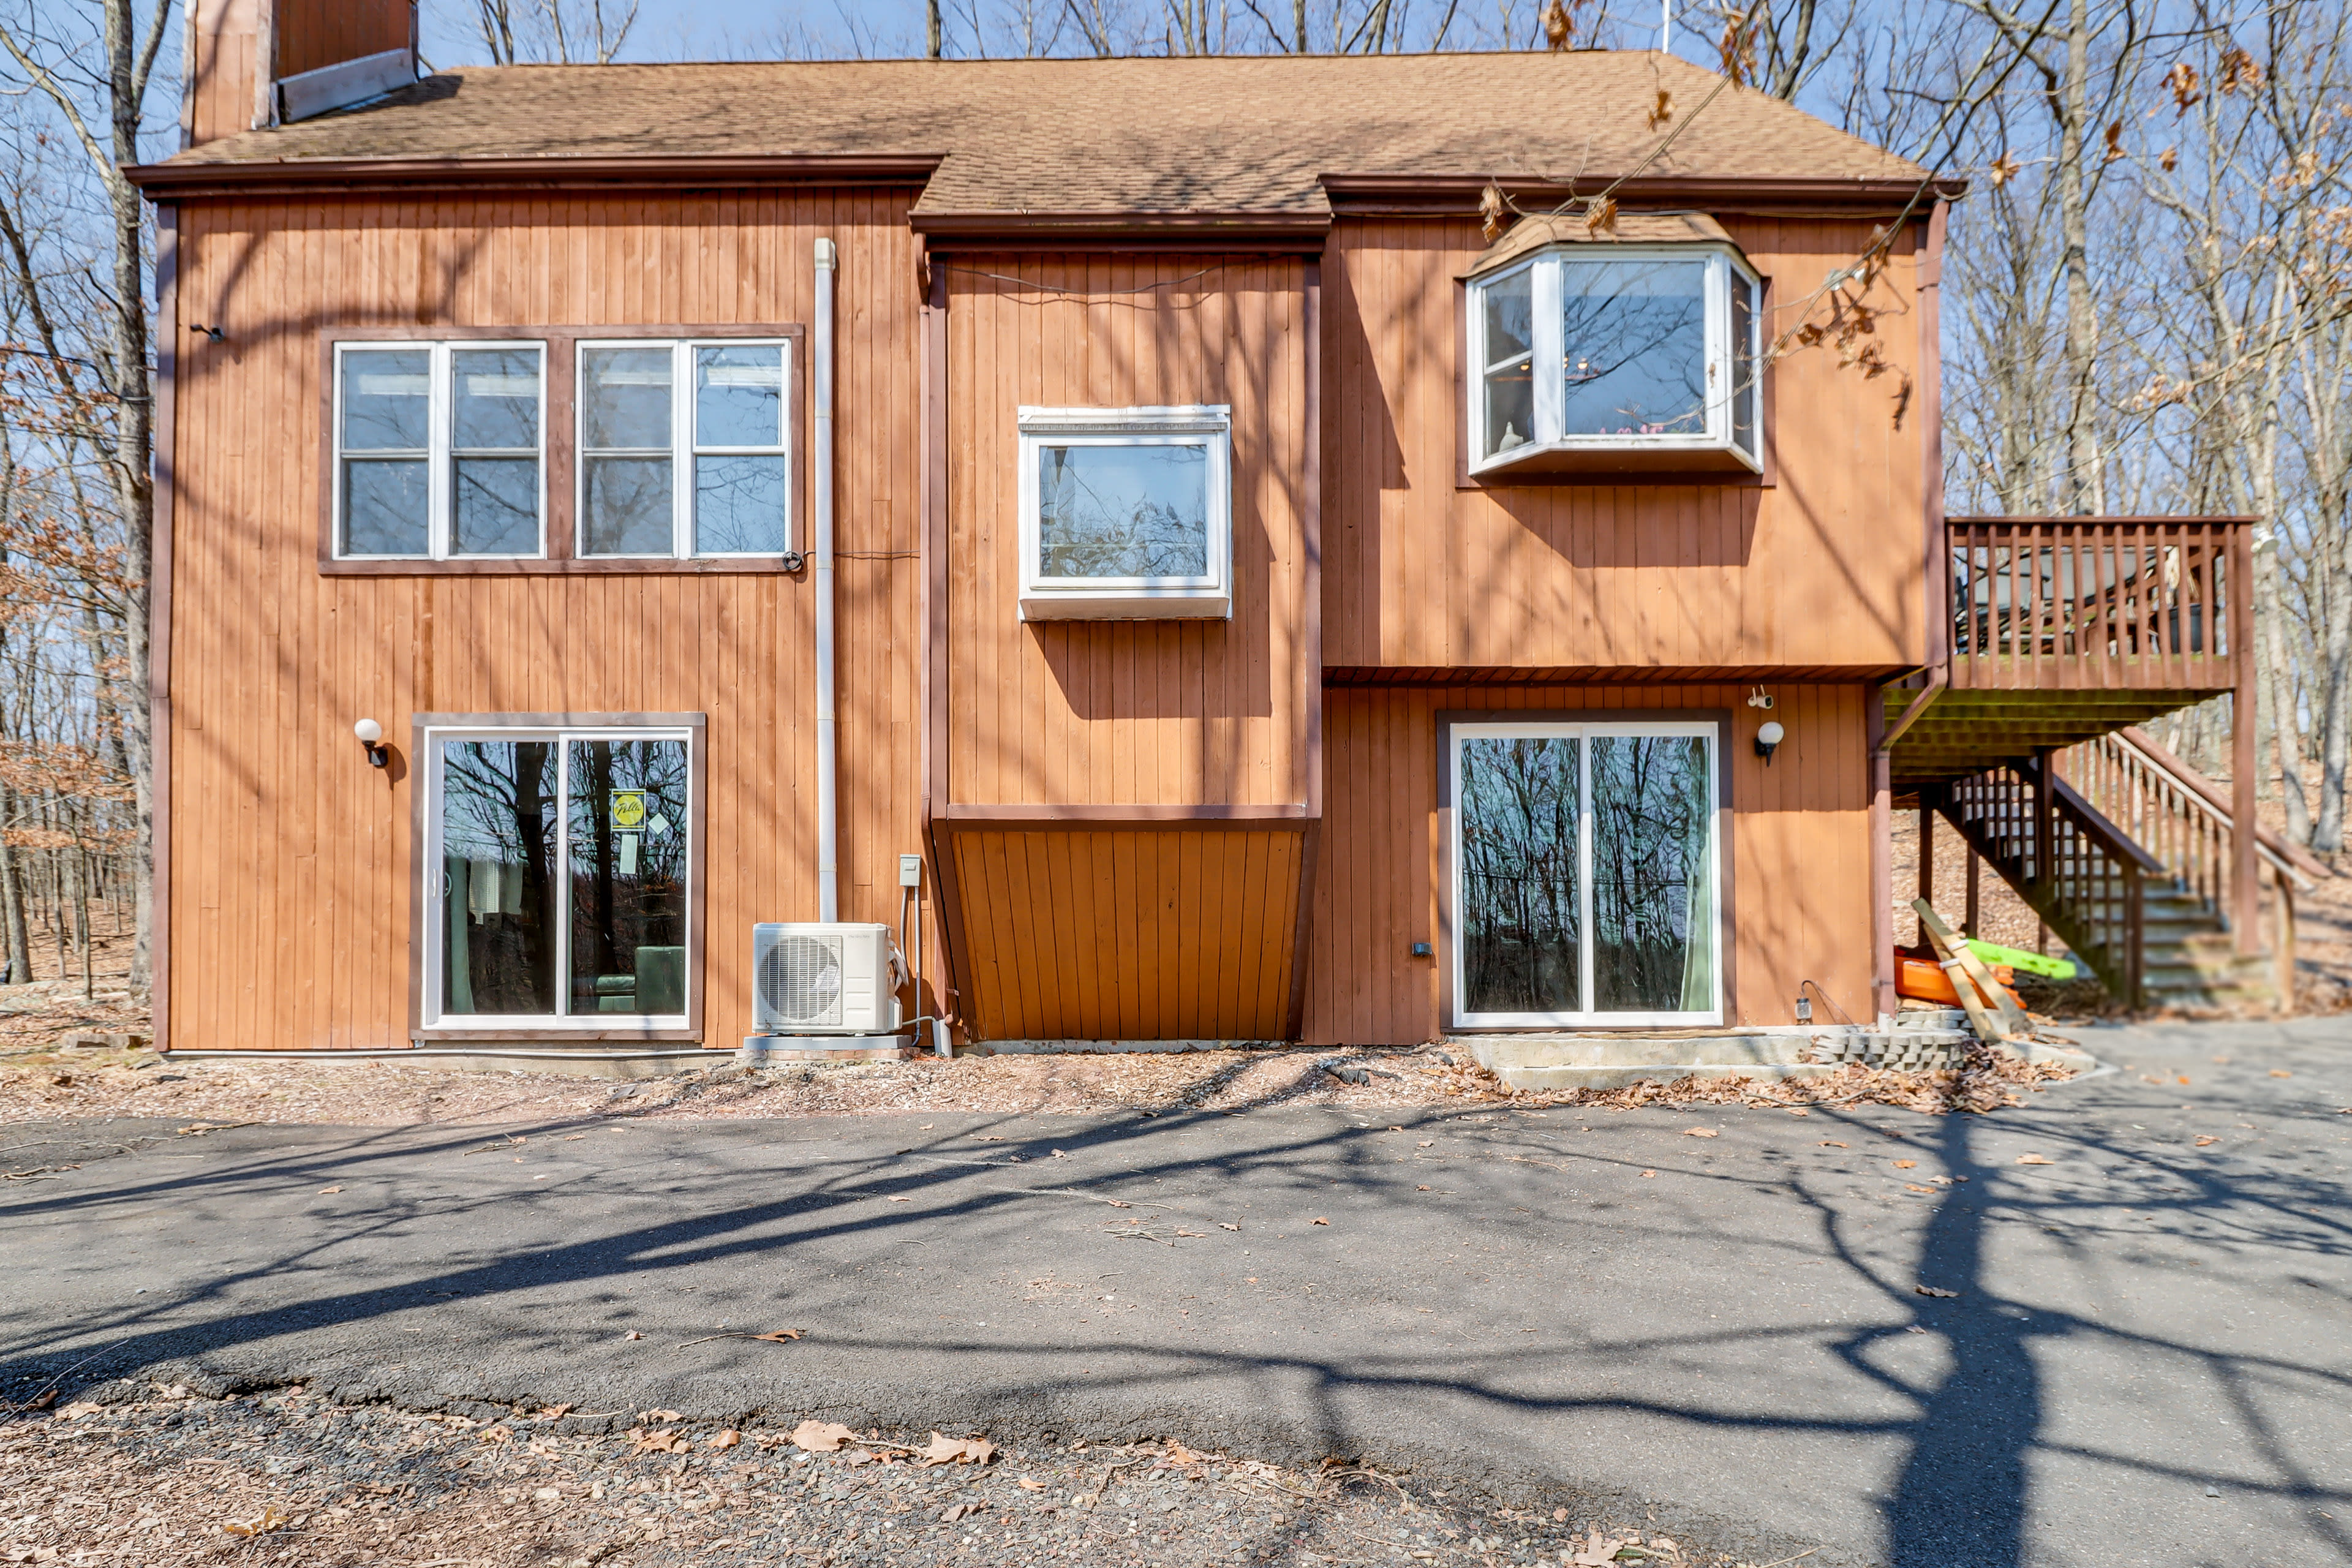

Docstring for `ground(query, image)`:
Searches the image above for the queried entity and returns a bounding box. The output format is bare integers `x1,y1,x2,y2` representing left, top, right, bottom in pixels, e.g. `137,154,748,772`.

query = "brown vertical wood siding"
165,188,932,1050
936,257,1315,1041
1321,216,1926,674
949,828,1302,1041
1305,681,1875,1045
943,255,1311,809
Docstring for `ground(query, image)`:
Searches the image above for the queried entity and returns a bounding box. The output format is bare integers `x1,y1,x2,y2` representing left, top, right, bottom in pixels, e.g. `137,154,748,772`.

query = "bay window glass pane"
567,738,690,1017
1591,734,1715,1013
342,459,429,556
695,454,788,554
1732,276,1758,458
582,456,674,556
439,739,560,1017
695,345,784,447
341,348,430,450
1484,361,1534,456
453,348,541,450
1483,268,1534,364
583,347,672,449
454,456,540,555
1559,258,1709,438
1036,443,1209,579
1458,736,1580,1016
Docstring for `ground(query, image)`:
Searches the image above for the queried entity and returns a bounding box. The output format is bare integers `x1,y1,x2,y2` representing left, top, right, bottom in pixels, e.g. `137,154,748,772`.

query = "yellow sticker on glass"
610,790,648,830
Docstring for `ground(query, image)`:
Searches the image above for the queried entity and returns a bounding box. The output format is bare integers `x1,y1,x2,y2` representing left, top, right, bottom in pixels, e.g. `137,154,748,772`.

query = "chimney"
183,0,419,148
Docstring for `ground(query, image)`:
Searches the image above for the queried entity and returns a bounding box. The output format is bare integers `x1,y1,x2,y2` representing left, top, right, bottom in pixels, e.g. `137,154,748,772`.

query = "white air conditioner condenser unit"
751,922,904,1035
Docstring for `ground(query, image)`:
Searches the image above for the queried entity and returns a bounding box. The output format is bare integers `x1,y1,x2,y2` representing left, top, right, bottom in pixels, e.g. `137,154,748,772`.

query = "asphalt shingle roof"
159,51,1934,215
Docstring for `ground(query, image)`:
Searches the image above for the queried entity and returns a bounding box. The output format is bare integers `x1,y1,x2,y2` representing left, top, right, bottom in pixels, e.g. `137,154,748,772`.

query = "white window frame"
331,339,548,560
1447,718,1723,1030
1464,246,1763,476
417,719,698,1034
575,337,795,560
1015,405,1233,620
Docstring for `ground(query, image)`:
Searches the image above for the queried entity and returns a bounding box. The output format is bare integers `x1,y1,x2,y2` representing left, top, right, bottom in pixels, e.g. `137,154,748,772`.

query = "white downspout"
814,238,839,922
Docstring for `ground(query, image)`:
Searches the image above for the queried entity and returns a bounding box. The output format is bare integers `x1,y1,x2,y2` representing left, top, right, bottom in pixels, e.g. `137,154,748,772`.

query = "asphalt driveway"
4,1016,2348,1568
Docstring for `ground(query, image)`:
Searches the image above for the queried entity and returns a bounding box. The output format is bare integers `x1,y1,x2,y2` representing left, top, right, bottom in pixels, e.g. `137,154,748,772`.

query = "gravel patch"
2,1389,1768,1567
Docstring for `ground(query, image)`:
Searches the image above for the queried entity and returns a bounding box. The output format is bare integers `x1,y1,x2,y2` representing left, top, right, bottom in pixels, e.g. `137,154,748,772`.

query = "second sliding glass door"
1452,721,1721,1027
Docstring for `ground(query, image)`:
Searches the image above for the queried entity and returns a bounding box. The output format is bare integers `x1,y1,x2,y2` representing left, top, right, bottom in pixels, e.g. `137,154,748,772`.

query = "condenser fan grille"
759,933,844,1027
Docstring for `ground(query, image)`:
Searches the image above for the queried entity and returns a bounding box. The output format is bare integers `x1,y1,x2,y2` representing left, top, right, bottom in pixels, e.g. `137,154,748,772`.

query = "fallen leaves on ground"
2271,1069,2294,1078
1311,1216,1330,1225
1893,1159,1917,1169
1915,1285,1959,1298
627,1428,685,1453
219,1506,287,1538
919,1433,996,1466
707,1430,741,1450
791,1420,859,1453
1683,1128,1719,1138
2016,1154,2055,1165
2195,1135,2220,1147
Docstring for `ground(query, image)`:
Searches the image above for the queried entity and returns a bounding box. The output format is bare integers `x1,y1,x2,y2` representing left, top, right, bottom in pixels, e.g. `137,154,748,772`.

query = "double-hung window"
579,339,793,558
1015,405,1232,619
1465,233,1762,477
418,715,701,1035
334,341,546,558
1447,718,1722,1027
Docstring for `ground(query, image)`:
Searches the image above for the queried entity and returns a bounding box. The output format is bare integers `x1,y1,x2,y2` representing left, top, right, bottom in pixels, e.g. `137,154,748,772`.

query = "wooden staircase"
1933,737,2312,1008
1885,516,2323,1011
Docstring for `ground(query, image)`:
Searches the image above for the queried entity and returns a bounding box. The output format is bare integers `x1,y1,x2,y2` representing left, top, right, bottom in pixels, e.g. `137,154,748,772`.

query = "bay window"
1466,241,1762,477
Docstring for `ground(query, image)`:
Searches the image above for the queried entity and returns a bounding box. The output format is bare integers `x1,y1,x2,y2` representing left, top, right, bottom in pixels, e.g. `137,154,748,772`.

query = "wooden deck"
1887,516,2253,790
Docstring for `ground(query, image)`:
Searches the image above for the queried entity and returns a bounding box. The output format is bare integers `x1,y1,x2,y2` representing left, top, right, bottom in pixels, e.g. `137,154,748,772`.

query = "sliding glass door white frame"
1446,717,1724,1030
417,720,696,1033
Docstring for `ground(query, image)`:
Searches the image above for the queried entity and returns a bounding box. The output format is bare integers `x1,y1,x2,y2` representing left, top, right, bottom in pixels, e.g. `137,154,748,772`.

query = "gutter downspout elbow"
814,238,839,922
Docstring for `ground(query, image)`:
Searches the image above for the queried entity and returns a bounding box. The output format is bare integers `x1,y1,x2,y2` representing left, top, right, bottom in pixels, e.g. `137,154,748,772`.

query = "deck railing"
1946,516,2252,692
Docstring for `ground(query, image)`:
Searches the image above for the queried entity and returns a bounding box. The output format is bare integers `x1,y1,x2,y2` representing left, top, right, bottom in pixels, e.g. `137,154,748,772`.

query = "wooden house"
129,1,2291,1058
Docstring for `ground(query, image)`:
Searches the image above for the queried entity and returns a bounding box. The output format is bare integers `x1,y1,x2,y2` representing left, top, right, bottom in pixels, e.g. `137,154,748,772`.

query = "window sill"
322,556,800,578
1469,442,1763,483
1019,592,1232,622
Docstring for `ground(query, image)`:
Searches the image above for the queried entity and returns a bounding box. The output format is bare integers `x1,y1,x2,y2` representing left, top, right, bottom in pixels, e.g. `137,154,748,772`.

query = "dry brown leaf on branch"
792,1420,859,1453
921,1433,997,1466
1479,183,1507,243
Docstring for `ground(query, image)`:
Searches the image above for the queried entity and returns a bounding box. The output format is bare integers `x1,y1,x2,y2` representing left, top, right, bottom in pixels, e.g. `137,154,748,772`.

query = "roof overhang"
909,209,1332,253
1319,172,1970,217
124,152,947,199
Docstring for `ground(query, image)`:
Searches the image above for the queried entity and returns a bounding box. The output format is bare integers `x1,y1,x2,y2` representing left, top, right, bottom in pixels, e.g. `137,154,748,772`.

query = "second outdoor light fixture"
1754,720,1785,764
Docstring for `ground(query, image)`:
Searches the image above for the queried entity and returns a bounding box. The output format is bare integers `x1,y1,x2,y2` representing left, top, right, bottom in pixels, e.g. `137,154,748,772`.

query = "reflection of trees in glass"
1560,260,1708,436
1591,736,1711,1011
1038,445,1209,578
440,741,558,1014
1459,737,1580,1014
567,739,688,1012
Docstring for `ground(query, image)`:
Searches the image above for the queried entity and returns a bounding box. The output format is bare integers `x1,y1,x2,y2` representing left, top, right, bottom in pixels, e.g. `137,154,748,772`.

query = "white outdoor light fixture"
1754,719,1785,766
353,717,388,768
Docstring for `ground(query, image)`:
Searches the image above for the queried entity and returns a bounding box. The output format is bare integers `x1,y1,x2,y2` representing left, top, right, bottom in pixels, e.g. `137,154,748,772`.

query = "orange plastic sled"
1895,952,2022,1010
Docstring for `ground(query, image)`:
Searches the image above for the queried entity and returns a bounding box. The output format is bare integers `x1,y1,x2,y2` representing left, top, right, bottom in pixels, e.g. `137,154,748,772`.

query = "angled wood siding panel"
167,189,932,1050
274,0,412,80
1303,682,1873,1046
1321,216,1924,675
949,829,1302,1041
944,255,1309,808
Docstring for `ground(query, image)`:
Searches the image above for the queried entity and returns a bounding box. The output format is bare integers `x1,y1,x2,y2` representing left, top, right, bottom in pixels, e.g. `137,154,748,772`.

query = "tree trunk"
2053,0,2105,514
0,792,26,987
2259,537,2313,839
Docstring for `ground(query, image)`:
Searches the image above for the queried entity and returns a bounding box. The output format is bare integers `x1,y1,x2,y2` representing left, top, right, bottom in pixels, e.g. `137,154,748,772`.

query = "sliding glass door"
1452,721,1719,1027
423,725,693,1029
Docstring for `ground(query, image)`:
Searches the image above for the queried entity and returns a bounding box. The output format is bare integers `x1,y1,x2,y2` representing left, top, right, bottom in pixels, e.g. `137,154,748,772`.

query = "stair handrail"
2036,758,2168,876
2105,726,2326,889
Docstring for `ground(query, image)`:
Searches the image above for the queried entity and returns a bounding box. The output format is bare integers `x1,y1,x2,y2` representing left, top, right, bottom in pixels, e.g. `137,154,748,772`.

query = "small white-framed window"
420,720,696,1031
333,341,547,559
1015,405,1232,620
1466,245,1762,477
578,339,793,559
1447,718,1722,1028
